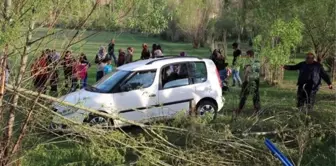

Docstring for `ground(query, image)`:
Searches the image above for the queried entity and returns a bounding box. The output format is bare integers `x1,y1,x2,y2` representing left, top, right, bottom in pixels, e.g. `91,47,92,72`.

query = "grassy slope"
20,29,335,165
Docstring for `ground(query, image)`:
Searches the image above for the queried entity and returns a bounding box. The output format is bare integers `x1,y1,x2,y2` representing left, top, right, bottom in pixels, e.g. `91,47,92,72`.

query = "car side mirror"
120,84,131,92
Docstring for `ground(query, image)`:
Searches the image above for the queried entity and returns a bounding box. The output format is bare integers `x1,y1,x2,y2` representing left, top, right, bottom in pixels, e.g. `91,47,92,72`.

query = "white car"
52,56,224,128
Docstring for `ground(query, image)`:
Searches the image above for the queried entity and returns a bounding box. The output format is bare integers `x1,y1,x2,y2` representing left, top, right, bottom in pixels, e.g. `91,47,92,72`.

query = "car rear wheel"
197,100,217,116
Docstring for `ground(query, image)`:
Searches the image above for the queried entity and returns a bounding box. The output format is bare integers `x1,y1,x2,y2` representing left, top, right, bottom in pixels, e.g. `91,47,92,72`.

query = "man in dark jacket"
107,39,117,65
284,52,333,111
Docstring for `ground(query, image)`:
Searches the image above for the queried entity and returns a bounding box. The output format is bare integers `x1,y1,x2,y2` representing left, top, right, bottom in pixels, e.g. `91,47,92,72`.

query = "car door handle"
149,94,156,97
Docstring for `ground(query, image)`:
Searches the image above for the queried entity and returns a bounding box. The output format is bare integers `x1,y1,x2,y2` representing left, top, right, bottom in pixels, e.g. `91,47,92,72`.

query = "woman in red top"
31,51,49,94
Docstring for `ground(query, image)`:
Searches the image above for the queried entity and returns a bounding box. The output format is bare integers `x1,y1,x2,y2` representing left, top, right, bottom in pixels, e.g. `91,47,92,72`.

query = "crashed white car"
52,56,224,128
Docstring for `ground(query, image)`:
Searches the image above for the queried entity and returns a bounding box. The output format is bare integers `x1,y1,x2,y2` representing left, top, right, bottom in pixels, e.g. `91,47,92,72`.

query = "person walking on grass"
151,44,157,58
232,42,242,87
154,44,164,58
79,53,90,88
125,47,134,64
117,48,126,67
103,58,113,75
70,58,80,92
141,43,151,60
46,49,59,95
77,53,90,88
31,51,49,94
211,49,227,88
107,39,117,65
284,52,333,111
62,50,74,88
235,50,261,117
95,46,107,81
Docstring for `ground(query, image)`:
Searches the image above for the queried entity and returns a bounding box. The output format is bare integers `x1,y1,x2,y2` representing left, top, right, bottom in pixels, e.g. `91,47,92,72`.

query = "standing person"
180,52,187,57
151,44,157,58
117,49,126,67
103,58,113,75
95,46,107,81
232,42,243,87
79,53,90,88
236,50,261,116
125,47,134,63
141,43,151,60
51,49,61,61
47,49,59,95
284,52,333,111
62,50,73,88
31,51,49,94
211,49,227,87
107,39,117,65
70,58,80,92
154,44,164,58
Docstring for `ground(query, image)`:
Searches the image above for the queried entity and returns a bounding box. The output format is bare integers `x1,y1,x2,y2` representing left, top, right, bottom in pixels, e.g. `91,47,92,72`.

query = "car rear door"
157,62,195,118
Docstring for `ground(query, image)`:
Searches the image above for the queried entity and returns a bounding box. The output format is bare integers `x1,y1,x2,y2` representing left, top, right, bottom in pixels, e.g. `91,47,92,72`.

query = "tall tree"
299,0,336,63
174,0,218,48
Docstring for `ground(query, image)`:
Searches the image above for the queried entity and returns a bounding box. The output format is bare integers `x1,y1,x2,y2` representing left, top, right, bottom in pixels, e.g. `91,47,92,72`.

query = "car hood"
54,89,114,113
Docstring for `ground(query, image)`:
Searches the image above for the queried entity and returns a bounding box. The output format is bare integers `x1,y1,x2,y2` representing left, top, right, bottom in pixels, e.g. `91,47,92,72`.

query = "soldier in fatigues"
236,50,261,116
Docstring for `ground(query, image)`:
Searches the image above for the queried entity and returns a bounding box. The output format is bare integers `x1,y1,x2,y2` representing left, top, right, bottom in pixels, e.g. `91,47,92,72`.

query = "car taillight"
215,69,223,88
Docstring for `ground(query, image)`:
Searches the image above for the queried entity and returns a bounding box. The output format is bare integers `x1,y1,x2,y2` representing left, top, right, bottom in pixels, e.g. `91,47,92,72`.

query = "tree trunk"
222,30,227,57
0,45,8,120
333,55,336,82
0,7,34,164
192,36,199,48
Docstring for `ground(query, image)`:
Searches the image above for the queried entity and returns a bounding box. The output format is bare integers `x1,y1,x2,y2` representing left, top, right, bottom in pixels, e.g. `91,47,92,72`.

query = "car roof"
117,56,207,71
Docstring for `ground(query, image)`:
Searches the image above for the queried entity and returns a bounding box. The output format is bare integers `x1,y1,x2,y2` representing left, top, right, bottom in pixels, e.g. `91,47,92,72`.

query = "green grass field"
14,28,335,165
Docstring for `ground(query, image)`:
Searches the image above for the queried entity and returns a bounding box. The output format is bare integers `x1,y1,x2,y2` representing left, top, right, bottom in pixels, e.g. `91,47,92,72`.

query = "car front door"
157,62,195,118
113,70,160,124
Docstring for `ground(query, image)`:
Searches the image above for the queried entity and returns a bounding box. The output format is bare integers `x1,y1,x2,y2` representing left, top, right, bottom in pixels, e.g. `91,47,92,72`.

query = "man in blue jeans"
232,42,242,87
107,39,117,65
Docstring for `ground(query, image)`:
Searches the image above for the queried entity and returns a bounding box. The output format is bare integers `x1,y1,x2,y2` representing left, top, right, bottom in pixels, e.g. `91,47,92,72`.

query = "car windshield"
87,70,131,93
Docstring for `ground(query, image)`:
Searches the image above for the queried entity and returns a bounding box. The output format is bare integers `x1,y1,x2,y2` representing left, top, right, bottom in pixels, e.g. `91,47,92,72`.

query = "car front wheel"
87,114,113,129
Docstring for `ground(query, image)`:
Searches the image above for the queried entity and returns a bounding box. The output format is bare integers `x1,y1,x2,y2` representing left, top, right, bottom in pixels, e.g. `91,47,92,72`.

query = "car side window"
189,62,207,84
161,63,190,89
121,70,156,92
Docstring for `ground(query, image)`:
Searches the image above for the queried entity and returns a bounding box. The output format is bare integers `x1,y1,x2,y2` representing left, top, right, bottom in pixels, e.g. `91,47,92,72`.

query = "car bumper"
217,96,225,112
52,110,88,125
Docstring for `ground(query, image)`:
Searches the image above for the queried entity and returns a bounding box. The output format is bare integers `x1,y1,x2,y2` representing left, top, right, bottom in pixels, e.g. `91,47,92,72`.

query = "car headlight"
52,103,78,116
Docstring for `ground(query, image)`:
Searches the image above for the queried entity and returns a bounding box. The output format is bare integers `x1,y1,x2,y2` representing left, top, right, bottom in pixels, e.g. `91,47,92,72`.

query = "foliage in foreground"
22,105,336,166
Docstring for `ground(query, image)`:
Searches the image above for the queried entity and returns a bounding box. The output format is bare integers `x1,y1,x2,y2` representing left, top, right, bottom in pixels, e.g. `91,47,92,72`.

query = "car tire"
87,114,113,129
197,100,218,118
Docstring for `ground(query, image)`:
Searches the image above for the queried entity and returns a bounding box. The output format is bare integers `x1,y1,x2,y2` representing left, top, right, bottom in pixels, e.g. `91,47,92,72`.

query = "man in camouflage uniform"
236,50,261,115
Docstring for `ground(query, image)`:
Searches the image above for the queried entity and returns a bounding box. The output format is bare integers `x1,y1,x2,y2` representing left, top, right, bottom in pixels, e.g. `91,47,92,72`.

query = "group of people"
31,49,92,94
140,43,164,60
211,42,333,116
210,43,261,116
29,39,167,95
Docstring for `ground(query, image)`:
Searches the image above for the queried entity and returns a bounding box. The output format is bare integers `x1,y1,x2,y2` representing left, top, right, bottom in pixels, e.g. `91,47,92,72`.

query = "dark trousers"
34,75,48,94
96,71,104,82
109,53,117,65
50,71,58,93
238,80,260,112
297,85,318,110
64,69,72,88
71,77,79,92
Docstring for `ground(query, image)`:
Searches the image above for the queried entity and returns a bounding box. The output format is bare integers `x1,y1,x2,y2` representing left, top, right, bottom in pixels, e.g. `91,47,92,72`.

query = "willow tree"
254,18,303,84
299,0,336,63
174,0,219,48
